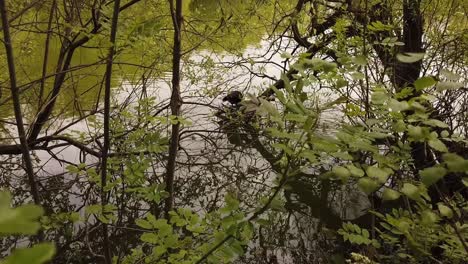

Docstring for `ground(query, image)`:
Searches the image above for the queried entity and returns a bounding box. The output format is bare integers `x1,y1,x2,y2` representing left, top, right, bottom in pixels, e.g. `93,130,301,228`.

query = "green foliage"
338,222,380,248
382,187,401,201
372,203,467,263
86,204,117,224
261,53,468,263
0,192,43,235
0,191,55,264
0,244,55,264
123,193,255,264
420,167,447,186
41,211,80,231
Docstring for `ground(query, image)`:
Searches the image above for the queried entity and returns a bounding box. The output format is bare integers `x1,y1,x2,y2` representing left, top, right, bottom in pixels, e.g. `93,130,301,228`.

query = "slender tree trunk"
38,0,56,108
0,0,41,206
101,0,121,262
164,0,183,218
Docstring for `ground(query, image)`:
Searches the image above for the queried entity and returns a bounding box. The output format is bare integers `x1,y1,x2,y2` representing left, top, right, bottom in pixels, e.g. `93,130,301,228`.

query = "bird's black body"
222,91,243,105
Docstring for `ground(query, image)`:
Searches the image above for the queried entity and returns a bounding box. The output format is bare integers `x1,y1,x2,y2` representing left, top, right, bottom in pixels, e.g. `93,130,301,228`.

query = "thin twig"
38,0,57,107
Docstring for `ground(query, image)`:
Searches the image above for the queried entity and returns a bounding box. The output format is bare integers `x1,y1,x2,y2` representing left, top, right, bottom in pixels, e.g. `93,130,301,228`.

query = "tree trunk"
164,0,183,218
0,0,41,207
101,0,122,262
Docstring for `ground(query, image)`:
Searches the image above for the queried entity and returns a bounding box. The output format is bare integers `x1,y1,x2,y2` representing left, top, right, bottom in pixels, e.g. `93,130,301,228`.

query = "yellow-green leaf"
414,76,436,91
401,183,420,201
382,188,401,201
396,52,425,63
420,167,447,186
436,81,463,91
428,139,448,152
366,166,392,184
358,178,380,194
2,243,55,264
437,203,453,218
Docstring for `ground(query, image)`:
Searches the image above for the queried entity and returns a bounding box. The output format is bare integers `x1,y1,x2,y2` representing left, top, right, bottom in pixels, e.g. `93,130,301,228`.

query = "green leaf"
347,164,365,177
447,160,468,172
271,143,294,155
0,192,44,235
409,101,426,112
332,166,351,182
443,153,463,162
361,228,369,238
351,72,365,80
284,113,307,123
420,167,447,186
396,53,425,63
272,86,286,104
382,188,401,201
414,76,436,91
85,204,101,215
135,219,152,229
299,150,317,164
420,210,439,224
366,166,391,184
440,69,461,81
437,203,453,218
258,98,279,117
2,243,55,264
388,99,409,112
428,139,448,152
357,178,380,194
281,73,292,93
351,141,377,153
440,130,450,137
396,220,410,233
280,52,292,59
371,240,381,248
401,183,420,201
256,219,270,226
407,125,424,141
395,87,414,99
285,102,304,114
303,115,317,131
371,91,388,104
353,55,367,65
224,193,240,211
322,96,347,109
163,234,178,248
0,192,10,210
436,81,464,91
269,198,285,211
367,21,393,32
443,153,468,172
393,120,406,132
336,78,348,88
423,119,448,128
153,245,166,257
140,233,158,244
